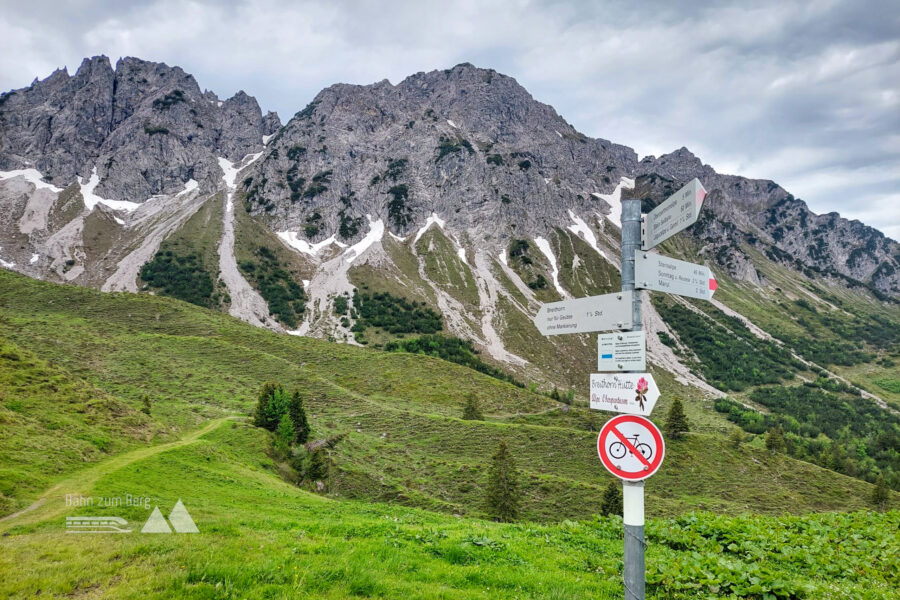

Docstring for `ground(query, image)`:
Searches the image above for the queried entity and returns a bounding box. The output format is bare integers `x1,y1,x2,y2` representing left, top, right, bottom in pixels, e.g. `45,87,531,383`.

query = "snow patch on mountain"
413,213,446,245
344,216,384,263
0,246,15,269
457,247,468,265
592,177,634,228
80,168,140,212
0,168,63,193
278,233,344,256
534,236,566,296
567,210,602,254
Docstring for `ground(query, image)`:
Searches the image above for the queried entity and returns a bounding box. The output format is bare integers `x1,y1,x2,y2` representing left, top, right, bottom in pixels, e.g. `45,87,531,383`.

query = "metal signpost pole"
620,196,645,600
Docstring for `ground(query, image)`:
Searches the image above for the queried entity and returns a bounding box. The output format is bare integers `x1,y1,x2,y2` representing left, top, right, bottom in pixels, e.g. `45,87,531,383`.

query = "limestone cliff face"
634,148,899,295
245,63,637,249
0,55,280,202
1,58,896,305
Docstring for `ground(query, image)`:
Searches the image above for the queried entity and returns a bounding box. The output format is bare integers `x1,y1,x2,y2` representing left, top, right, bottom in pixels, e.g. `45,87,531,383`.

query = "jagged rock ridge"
0,55,280,201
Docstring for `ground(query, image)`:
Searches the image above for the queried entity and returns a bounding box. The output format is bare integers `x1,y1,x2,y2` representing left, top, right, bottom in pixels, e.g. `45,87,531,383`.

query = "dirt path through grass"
0,417,233,530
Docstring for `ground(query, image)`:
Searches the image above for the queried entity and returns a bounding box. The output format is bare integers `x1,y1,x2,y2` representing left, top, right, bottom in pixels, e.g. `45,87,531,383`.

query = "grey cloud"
0,0,896,237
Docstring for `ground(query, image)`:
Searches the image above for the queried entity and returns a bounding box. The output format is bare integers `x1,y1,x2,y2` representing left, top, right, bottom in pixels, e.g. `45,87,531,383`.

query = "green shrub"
387,185,411,228
152,89,186,110
462,393,483,420
237,247,306,328
140,249,215,307
384,335,524,387
351,289,441,336
485,441,519,522
143,124,170,136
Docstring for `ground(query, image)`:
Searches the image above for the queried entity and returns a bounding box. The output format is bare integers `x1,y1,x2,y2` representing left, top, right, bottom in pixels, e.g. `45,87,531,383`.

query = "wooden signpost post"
533,177,715,600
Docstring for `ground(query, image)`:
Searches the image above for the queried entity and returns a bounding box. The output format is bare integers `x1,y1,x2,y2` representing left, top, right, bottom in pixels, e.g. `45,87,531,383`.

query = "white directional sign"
590,372,660,416
597,331,646,372
635,251,717,301
642,178,707,250
534,291,633,336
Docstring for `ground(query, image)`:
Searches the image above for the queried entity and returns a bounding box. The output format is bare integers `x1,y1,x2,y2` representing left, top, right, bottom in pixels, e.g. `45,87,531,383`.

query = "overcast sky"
1,0,898,238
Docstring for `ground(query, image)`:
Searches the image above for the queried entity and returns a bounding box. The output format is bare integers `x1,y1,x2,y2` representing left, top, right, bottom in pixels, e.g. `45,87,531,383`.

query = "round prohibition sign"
597,414,665,481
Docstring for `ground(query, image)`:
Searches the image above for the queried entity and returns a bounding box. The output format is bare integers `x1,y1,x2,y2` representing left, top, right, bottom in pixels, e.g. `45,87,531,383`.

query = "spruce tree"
306,447,328,481
254,382,278,428
486,440,519,522
871,473,889,510
275,412,294,456
141,394,152,416
289,391,310,443
599,480,622,517
254,383,290,431
766,425,786,453
462,393,483,420
664,398,690,439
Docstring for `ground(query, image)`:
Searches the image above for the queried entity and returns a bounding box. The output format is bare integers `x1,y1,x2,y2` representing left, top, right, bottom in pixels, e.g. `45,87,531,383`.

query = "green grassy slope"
1,418,896,599
0,269,894,523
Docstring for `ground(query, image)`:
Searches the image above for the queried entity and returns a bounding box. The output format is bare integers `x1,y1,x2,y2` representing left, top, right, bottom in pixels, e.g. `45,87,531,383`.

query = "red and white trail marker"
597,415,665,481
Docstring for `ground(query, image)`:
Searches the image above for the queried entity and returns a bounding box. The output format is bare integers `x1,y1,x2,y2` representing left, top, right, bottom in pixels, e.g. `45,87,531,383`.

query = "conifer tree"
600,480,623,517
254,382,278,428
871,473,889,510
275,412,294,456
289,391,310,443
728,427,744,449
462,393,483,420
306,447,328,481
486,440,519,522
766,425,786,453
254,383,289,431
664,398,690,439
141,394,152,416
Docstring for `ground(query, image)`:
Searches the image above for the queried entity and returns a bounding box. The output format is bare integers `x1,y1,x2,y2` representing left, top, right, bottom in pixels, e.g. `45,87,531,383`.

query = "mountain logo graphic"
140,499,199,533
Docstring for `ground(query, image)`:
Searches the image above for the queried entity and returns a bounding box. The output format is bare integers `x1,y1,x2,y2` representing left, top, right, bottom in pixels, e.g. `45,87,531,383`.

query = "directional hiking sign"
635,251,717,301
589,372,660,415
597,331,646,372
533,291,633,336
641,178,707,250
597,415,665,481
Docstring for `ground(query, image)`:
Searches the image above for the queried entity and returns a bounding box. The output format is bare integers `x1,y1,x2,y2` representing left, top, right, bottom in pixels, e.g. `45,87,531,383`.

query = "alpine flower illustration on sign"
635,377,649,411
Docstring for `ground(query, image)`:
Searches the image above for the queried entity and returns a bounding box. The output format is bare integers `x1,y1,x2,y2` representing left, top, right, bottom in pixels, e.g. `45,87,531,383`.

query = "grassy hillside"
1,417,896,599
0,269,894,521
1,269,898,598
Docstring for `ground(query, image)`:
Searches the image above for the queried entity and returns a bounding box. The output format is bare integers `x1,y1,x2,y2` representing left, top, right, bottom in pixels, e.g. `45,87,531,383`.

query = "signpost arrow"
589,372,660,416
597,331,646,372
533,291,634,336
597,415,665,481
635,251,717,301
641,178,707,250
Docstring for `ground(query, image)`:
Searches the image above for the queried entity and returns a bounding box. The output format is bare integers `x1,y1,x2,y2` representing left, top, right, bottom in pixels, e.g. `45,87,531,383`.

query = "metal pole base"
623,482,645,600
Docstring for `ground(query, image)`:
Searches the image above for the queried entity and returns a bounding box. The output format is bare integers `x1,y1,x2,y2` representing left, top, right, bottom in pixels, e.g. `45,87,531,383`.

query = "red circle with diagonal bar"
597,414,665,481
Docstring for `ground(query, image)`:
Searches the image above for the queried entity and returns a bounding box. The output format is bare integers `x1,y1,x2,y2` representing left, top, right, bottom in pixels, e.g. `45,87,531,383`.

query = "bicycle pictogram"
608,433,653,461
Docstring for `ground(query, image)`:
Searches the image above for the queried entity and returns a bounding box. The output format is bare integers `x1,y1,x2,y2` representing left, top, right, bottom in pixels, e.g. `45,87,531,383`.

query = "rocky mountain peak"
0,55,279,202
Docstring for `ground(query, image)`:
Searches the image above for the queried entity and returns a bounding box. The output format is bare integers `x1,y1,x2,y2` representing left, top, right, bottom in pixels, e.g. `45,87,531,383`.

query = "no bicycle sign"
597,415,665,481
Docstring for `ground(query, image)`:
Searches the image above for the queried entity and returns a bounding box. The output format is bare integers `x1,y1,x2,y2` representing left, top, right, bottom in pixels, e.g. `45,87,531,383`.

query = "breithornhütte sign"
589,373,660,416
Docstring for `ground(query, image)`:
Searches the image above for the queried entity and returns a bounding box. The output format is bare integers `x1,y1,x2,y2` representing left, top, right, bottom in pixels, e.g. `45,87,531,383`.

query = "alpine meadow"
0,3,898,598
